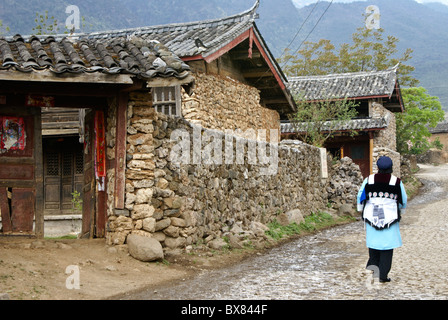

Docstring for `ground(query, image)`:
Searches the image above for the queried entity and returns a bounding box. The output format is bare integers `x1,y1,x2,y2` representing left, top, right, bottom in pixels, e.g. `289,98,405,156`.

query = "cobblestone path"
127,164,448,300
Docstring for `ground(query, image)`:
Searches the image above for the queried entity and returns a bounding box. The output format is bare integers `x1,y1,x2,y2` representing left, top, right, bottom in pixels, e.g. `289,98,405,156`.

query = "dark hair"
378,167,393,174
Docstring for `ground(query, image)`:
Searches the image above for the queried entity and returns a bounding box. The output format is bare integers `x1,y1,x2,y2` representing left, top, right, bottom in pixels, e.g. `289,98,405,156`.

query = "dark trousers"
366,248,394,280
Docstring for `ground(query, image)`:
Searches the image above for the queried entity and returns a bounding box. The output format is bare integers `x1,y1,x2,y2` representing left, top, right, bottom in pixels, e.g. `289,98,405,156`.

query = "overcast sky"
292,0,448,8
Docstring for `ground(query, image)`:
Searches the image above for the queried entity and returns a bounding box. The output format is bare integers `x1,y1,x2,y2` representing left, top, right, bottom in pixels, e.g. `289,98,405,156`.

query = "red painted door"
345,142,370,178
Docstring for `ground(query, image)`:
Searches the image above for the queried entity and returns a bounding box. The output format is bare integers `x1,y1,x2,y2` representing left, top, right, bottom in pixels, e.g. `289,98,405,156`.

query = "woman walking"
357,156,408,282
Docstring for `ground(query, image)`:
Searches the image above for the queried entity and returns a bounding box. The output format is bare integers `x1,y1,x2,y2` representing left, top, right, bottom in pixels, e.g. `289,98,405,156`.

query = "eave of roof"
0,34,193,85
280,115,391,134
287,65,402,104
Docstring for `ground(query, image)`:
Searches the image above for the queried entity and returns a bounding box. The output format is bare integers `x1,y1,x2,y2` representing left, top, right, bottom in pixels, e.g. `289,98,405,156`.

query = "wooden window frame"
152,86,182,117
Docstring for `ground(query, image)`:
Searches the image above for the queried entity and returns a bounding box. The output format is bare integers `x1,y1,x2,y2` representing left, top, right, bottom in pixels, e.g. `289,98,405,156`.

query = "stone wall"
105,99,363,251
370,102,401,177
181,72,280,141
103,85,363,253
372,147,401,177
371,102,397,152
327,157,364,209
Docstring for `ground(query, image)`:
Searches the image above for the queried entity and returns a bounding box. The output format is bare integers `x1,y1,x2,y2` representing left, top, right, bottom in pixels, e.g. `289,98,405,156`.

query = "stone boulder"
127,234,164,262
278,209,304,226
338,203,357,217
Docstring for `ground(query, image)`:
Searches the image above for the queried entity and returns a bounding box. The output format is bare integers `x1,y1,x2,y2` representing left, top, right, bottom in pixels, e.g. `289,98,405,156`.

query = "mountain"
0,0,447,109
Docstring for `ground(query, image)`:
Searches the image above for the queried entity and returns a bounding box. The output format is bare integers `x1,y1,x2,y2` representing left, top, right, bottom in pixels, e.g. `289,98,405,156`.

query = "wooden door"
81,110,95,238
0,105,43,236
345,142,370,178
43,137,83,215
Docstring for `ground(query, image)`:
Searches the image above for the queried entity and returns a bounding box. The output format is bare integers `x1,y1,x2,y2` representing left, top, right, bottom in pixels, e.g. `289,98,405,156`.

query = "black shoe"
379,278,391,283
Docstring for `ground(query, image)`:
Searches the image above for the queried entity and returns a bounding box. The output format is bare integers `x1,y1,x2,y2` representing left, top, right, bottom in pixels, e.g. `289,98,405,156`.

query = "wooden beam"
114,92,128,209
203,29,251,63
242,69,273,78
0,81,132,98
33,108,44,238
145,74,195,88
0,70,134,84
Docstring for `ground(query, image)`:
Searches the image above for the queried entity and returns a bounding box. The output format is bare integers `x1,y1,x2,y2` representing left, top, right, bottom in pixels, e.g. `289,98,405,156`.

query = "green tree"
33,11,59,35
396,87,445,155
290,95,359,147
0,20,10,35
279,27,418,87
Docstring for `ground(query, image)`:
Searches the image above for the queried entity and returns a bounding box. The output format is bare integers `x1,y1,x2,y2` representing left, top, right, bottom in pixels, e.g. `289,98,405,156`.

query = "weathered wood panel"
0,187,12,232
11,188,35,233
0,164,34,180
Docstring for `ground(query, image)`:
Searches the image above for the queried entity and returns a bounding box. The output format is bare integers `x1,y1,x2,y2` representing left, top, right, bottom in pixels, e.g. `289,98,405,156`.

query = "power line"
280,0,334,69
278,0,321,61
253,1,332,87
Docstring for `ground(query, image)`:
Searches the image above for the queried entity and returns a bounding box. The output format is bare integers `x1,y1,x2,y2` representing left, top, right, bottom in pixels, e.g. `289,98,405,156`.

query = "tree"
279,27,418,87
0,20,10,35
396,87,445,155
33,11,59,35
290,95,359,147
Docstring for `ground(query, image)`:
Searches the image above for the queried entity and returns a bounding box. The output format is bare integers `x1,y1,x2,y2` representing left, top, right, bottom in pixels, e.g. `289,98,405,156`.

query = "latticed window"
75,151,84,174
46,152,60,176
152,86,181,116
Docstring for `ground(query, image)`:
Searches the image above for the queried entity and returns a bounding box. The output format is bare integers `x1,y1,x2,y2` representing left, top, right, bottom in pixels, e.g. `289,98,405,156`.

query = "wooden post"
114,93,128,209
369,132,374,174
34,108,44,238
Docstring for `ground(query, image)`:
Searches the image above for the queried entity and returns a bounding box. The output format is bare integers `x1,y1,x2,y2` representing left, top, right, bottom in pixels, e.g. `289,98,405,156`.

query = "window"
152,86,182,117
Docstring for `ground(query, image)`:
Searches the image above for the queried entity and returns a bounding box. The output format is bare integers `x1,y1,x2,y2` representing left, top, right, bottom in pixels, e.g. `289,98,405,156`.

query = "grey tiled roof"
0,34,191,80
281,116,390,134
429,121,448,134
87,1,260,61
288,66,400,101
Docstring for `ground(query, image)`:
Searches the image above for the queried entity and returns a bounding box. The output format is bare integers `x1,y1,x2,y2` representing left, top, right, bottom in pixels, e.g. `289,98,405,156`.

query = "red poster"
0,116,26,151
94,111,106,178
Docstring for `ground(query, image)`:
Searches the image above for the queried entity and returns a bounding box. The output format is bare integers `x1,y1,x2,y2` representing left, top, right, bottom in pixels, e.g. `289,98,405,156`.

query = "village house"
0,33,194,238
281,66,405,178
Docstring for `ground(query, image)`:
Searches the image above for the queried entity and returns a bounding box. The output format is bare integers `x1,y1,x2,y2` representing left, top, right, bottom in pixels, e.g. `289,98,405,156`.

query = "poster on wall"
0,116,26,152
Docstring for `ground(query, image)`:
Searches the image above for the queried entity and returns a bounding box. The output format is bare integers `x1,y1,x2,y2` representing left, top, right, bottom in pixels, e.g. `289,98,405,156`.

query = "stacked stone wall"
182,72,280,141
104,87,363,251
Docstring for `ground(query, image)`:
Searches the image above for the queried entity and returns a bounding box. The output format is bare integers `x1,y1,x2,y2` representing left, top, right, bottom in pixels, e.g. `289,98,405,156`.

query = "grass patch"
44,234,78,240
265,211,355,241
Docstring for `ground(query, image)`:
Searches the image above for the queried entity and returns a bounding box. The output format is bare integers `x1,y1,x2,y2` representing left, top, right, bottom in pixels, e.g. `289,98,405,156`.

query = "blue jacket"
357,176,408,250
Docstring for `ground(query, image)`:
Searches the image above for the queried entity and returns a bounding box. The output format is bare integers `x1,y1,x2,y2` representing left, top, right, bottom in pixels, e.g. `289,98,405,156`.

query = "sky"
292,0,448,8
